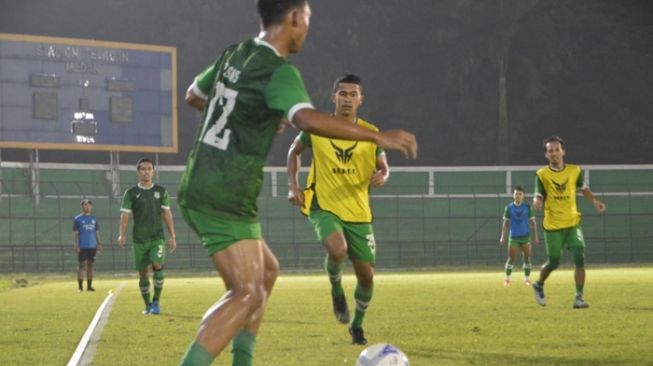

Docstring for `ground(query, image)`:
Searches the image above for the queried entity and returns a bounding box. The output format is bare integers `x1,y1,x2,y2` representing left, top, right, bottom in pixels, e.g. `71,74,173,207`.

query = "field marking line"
67,282,125,366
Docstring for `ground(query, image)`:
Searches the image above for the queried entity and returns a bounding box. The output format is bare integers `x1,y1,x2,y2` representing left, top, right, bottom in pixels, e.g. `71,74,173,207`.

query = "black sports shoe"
349,326,368,345
332,295,350,324
87,287,96,292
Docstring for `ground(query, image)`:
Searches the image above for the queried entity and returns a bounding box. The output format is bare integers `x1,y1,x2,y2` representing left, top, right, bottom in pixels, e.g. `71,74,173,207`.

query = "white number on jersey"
199,81,238,150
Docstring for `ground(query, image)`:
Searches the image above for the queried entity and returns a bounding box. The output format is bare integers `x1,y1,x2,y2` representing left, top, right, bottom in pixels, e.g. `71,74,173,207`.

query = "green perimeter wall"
1,165,652,273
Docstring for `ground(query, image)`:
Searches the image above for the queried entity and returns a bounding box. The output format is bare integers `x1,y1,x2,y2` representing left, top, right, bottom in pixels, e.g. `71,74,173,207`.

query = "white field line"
67,282,125,366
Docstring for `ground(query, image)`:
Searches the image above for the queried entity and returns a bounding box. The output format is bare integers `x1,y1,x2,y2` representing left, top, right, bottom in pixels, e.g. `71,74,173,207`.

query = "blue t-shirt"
503,202,533,238
73,214,99,249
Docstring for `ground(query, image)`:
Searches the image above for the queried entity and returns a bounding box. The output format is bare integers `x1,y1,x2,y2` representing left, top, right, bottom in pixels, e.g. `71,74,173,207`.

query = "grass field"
1,267,652,366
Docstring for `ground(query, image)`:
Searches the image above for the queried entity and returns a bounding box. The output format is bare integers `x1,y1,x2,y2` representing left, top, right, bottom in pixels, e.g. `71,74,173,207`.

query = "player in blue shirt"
499,187,539,286
73,199,103,291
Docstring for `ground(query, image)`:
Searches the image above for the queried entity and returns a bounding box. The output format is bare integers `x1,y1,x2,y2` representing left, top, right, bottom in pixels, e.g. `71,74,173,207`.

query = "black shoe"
332,295,350,324
87,287,96,292
349,326,368,345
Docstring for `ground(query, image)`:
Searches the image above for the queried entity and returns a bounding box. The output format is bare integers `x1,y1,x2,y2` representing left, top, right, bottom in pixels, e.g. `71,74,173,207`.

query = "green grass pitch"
1,268,652,365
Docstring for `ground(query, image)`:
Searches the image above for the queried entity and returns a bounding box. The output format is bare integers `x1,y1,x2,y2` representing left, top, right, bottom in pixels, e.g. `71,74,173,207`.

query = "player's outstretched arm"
292,109,417,159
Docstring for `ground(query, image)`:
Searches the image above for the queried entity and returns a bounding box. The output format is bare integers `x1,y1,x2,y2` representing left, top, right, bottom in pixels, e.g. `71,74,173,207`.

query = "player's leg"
504,243,518,285
179,208,269,366
182,239,267,366
133,243,152,313
149,239,167,314
236,240,279,366
86,248,96,291
533,230,562,305
346,223,376,345
308,211,349,323
77,253,86,292
521,242,532,285
569,225,589,308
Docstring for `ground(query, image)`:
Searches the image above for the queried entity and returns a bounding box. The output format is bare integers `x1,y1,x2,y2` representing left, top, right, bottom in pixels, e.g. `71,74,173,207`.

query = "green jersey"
178,38,313,222
121,183,170,243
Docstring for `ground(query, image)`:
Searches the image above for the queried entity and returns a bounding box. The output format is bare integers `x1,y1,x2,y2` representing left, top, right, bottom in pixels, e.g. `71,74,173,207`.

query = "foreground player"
177,1,417,364
288,74,386,345
499,186,539,286
531,136,606,308
118,158,177,315
73,199,102,292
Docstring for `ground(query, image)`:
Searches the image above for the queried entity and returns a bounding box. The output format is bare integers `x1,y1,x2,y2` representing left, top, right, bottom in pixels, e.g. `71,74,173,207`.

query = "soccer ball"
355,343,409,366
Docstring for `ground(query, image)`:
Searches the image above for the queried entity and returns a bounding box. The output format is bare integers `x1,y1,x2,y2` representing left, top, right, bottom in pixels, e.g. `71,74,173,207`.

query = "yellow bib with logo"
301,118,379,223
536,164,583,230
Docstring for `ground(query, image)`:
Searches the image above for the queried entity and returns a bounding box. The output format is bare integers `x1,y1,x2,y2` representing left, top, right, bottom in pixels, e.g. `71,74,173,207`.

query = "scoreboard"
0,33,177,152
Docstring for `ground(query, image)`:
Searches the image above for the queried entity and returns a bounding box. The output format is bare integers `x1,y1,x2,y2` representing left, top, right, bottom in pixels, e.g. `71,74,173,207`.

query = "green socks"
180,341,214,366
505,259,514,277
576,283,584,298
352,284,373,329
139,277,151,306
232,330,256,366
325,256,345,298
524,262,532,277
178,332,256,366
153,268,165,301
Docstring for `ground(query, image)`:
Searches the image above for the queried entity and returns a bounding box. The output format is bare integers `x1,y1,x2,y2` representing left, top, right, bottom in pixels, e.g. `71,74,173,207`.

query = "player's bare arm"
287,137,306,206
73,231,80,254
370,154,389,187
292,108,417,159
163,208,177,253
118,212,130,248
185,86,207,112
499,220,509,245
581,187,606,214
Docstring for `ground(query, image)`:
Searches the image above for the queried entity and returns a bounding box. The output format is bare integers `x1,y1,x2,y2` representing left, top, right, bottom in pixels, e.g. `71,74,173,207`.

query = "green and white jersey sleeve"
264,63,314,124
190,63,217,100
121,189,133,213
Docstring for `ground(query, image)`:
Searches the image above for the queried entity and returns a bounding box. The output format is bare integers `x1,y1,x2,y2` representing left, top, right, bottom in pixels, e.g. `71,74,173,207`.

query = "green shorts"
132,239,166,270
308,210,376,264
544,225,585,258
180,207,262,257
508,236,531,247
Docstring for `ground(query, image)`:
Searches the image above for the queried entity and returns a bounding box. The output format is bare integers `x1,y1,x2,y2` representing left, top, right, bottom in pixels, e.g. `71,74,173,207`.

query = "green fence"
1,163,652,273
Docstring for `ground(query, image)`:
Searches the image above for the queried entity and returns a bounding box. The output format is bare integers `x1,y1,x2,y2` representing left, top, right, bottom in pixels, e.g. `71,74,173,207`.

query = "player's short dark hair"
332,74,363,92
136,158,154,170
543,135,565,152
514,186,525,193
80,198,92,206
257,0,307,28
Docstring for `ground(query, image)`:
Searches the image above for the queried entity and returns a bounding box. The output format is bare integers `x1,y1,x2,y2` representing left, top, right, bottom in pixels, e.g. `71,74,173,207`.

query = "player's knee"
152,263,163,271
234,283,267,311
544,257,560,271
264,259,279,288
357,269,374,288
572,250,585,267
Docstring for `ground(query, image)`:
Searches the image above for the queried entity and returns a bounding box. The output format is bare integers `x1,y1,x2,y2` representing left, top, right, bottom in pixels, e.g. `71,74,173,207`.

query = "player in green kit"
118,158,177,315
531,136,606,308
177,1,417,365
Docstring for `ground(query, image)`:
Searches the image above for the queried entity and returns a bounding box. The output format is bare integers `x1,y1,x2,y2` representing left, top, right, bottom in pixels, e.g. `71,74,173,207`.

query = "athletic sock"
324,256,345,298
575,284,584,299
505,260,514,277
87,280,93,289
78,279,83,290
232,330,256,366
139,277,151,306
524,262,532,277
180,341,214,366
351,284,373,329
153,268,164,302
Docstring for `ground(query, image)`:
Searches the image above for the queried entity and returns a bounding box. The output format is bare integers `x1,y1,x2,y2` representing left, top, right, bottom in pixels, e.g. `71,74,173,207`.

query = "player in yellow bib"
531,136,606,309
288,74,387,345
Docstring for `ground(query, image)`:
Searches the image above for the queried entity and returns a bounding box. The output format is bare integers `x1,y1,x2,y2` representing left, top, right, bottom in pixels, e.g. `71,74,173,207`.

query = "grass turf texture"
1,268,652,365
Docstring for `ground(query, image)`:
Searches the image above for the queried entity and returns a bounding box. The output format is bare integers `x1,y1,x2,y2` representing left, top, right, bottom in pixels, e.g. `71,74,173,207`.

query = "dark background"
1,0,652,166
